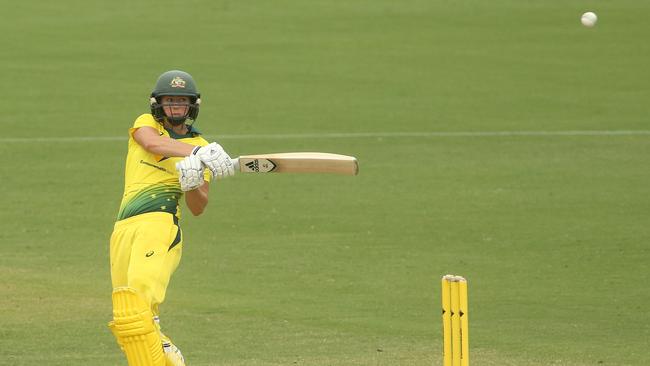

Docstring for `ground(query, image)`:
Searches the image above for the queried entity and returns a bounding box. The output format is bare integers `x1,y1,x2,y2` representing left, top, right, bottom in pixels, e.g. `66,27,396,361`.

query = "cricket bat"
231,152,358,176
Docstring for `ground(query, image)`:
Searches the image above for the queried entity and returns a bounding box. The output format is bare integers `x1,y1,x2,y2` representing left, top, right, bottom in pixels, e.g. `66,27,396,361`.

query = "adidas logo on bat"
241,158,277,173
245,160,259,172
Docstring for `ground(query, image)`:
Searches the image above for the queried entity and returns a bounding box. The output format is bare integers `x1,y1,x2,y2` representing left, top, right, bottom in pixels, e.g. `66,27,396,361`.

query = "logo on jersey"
170,77,186,88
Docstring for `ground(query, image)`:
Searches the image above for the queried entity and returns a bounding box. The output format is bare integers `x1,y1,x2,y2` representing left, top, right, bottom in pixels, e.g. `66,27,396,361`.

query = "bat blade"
232,152,358,176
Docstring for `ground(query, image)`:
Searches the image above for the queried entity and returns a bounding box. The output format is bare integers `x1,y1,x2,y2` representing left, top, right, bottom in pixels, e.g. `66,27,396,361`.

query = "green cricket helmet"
150,70,201,125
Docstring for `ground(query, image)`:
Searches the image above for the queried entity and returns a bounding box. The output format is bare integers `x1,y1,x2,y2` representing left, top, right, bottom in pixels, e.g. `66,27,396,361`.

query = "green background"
1,1,649,365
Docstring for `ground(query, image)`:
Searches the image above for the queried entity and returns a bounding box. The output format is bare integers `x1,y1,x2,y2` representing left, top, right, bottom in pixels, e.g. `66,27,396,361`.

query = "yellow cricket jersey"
117,114,211,221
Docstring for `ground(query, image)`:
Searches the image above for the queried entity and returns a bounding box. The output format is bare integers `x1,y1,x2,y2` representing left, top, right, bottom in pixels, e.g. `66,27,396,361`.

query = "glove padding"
175,155,205,191
191,142,235,180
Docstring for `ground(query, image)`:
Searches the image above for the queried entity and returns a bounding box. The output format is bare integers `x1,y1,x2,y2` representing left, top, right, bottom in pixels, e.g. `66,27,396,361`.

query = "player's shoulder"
133,113,159,127
129,114,163,139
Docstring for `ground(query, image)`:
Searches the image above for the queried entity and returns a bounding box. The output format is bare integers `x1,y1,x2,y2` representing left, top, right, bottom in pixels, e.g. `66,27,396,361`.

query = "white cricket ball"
581,11,598,27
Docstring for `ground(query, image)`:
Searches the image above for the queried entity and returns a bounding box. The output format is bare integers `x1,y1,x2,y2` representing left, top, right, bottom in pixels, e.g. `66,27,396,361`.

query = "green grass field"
1,1,649,365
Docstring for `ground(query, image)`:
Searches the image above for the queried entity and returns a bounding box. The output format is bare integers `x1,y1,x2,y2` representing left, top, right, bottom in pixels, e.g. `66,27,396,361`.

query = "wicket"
441,275,468,366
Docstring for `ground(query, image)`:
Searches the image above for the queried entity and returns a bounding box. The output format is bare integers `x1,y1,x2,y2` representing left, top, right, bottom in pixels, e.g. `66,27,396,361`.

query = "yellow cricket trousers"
110,212,183,315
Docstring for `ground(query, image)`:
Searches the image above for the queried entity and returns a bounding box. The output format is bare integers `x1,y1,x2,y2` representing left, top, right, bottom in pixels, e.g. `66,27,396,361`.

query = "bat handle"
231,157,240,173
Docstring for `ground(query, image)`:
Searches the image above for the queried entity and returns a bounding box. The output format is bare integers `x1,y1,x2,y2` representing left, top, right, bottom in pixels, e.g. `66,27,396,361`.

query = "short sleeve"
129,114,163,138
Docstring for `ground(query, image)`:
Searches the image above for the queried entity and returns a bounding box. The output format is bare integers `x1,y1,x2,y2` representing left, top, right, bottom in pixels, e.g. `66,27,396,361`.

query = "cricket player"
108,70,233,366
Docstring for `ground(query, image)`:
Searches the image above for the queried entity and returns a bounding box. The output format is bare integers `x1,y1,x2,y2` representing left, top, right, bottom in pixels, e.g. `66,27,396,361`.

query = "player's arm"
135,126,236,180
133,126,196,157
185,183,209,216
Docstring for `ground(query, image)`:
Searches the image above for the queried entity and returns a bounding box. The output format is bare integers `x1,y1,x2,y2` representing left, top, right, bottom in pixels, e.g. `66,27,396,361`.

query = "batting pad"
109,287,166,366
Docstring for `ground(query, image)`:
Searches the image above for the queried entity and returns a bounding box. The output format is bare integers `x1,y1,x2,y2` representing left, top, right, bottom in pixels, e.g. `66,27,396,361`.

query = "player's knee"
126,279,158,308
110,287,157,337
109,287,165,366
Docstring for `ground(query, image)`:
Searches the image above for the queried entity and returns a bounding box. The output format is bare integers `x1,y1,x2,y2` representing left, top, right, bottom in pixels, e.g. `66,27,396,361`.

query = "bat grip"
231,157,240,172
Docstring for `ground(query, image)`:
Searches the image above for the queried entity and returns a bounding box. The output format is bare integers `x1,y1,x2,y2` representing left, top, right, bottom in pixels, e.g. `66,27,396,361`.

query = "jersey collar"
165,124,202,139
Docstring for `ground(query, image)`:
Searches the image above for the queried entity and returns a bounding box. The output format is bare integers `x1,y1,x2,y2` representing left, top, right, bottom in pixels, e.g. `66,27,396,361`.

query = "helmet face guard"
150,96,200,126
150,70,201,125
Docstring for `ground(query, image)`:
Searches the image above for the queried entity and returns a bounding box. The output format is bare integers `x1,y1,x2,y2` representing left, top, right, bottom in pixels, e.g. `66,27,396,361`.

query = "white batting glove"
191,142,235,180
175,155,205,191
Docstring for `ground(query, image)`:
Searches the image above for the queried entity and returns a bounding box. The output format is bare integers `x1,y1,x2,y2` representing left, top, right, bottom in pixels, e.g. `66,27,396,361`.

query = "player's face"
160,96,190,119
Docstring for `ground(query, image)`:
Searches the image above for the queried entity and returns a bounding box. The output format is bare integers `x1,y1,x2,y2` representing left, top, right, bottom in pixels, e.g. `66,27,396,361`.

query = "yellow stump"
441,276,453,366
450,278,461,366
458,277,469,366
